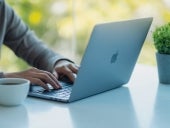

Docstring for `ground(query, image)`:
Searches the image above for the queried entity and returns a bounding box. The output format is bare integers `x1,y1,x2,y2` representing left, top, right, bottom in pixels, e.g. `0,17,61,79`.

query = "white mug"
0,78,30,106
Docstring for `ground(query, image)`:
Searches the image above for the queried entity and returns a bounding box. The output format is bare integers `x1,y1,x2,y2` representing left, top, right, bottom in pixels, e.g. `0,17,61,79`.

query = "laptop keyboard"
43,84,72,98
30,82,72,100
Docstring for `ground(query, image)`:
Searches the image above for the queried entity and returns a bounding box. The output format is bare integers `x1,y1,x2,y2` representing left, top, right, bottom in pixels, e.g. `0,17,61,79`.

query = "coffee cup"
0,78,30,106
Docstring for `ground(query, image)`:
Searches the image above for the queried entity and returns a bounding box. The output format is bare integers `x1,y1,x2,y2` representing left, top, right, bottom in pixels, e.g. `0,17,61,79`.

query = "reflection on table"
0,64,170,128
0,105,28,128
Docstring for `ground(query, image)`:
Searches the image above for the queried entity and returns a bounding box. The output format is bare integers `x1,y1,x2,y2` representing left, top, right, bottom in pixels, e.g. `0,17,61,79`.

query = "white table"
0,64,170,128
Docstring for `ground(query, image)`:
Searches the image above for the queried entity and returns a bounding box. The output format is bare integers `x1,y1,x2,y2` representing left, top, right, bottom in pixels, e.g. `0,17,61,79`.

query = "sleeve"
3,1,70,72
0,72,5,78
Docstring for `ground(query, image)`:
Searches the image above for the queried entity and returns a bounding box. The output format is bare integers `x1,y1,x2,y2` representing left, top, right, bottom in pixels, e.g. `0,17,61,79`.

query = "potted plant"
153,22,170,84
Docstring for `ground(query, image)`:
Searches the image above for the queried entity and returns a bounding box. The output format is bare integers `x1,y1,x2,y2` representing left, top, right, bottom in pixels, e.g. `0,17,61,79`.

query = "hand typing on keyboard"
6,60,79,91
59,74,77,84
53,60,79,84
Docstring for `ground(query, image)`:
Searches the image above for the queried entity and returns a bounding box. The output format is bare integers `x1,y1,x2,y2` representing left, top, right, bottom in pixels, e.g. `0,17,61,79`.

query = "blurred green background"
1,0,170,72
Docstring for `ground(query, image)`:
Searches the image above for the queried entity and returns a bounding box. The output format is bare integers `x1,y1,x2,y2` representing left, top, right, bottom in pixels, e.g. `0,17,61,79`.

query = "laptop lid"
69,17,153,102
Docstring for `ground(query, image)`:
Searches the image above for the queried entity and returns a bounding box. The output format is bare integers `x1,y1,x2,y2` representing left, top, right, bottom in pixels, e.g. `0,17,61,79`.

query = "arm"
3,1,64,72
0,1,79,89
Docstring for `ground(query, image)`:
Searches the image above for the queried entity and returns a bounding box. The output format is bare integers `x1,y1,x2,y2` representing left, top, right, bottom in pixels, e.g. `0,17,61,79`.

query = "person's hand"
53,60,79,83
4,68,61,91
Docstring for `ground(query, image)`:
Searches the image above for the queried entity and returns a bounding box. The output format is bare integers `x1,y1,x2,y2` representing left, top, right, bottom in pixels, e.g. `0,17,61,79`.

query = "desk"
0,64,170,128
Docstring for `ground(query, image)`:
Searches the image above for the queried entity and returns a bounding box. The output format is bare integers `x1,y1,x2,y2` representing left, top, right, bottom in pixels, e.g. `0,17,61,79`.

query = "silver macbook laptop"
28,17,153,103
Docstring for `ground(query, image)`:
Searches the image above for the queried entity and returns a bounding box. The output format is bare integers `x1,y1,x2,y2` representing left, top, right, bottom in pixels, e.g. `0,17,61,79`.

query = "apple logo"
110,51,119,63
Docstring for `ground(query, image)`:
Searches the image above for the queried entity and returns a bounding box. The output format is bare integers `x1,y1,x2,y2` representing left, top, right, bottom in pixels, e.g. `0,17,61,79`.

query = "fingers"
16,68,61,90
31,68,61,90
5,67,62,91
30,78,50,90
68,64,79,74
55,63,79,83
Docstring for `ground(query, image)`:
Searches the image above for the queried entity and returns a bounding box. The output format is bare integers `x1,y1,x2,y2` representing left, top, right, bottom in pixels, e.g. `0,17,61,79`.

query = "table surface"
0,64,170,128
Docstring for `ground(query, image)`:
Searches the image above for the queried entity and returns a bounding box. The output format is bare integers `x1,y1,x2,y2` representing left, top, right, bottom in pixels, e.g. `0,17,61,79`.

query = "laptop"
28,17,153,103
